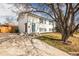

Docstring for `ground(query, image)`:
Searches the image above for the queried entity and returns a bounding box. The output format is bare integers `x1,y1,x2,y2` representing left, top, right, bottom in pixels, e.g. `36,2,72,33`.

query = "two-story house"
18,13,56,33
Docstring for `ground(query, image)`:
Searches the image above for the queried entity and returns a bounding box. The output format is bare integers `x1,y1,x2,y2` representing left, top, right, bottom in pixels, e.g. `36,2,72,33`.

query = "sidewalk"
33,39,70,56
0,33,70,56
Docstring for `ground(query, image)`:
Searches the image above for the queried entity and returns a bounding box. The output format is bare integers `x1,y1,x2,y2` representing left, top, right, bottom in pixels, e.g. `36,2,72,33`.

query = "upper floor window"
49,21,52,25
39,18,47,24
39,18,43,24
44,20,46,24
44,28,47,32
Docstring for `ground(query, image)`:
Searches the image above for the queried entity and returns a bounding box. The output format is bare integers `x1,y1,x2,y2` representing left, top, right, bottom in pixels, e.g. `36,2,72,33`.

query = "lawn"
37,32,79,55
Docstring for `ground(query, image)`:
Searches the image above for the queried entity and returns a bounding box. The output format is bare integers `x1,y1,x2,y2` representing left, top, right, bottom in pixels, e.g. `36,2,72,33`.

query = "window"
49,21,52,25
40,18,46,24
49,28,52,31
44,28,47,32
39,28,43,32
39,18,43,24
39,28,47,32
43,20,46,24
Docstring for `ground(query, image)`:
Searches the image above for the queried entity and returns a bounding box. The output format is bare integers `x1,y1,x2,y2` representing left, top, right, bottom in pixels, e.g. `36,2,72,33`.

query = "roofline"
18,12,53,21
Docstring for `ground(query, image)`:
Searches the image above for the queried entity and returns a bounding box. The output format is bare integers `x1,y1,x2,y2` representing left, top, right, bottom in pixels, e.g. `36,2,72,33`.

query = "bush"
15,28,19,33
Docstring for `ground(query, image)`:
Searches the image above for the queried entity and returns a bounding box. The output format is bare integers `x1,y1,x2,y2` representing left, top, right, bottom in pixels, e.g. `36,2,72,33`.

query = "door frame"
32,23,36,32
25,23,27,32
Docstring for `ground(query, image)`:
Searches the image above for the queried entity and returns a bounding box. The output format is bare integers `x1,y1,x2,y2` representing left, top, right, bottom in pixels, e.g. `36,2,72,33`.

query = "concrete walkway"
73,34,79,38
32,39,70,56
0,34,70,56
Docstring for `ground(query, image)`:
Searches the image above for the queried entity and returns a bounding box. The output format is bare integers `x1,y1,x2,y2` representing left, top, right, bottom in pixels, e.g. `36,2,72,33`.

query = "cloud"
0,3,17,24
0,3,16,17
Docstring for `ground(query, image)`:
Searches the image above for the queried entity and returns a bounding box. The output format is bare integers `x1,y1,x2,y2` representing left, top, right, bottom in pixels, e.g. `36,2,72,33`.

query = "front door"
32,23,35,32
25,23,27,32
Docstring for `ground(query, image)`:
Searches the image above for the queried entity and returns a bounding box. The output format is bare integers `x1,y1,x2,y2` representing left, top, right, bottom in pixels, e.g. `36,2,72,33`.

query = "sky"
0,3,17,24
31,3,52,20
0,3,51,24
0,3,52,25
0,3,78,24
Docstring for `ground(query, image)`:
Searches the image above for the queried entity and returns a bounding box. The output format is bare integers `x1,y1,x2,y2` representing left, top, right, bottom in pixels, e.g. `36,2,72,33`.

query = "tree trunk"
61,30,70,44
62,35,69,43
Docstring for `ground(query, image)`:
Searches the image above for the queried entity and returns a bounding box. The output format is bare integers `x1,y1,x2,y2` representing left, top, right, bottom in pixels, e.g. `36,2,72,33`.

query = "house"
18,13,56,33
0,23,17,33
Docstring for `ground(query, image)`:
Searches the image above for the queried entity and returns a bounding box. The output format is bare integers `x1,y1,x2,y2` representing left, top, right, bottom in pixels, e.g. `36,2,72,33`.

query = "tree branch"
17,10,57,22
74,3,79,10
74,7,79,14
70,24,79,34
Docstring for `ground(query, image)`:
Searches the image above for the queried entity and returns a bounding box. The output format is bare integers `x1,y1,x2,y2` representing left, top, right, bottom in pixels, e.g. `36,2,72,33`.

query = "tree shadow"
72,35,79,39
37,36,62,41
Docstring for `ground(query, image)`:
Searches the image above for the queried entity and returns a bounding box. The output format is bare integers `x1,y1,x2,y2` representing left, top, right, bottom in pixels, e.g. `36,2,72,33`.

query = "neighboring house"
0,23,17,33
18,13,56,33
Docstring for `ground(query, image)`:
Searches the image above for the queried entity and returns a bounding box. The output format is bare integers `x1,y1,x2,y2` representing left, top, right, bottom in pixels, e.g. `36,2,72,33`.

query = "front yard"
0,33,69,56
37,32,79,55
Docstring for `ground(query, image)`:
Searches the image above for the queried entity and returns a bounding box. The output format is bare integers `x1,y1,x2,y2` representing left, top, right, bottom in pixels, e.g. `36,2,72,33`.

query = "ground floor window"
39,28,47,32
49,28,52,31
39,28,43,32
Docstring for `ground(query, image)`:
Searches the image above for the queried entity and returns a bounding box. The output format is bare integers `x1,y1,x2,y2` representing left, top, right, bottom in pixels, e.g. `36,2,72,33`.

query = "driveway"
0,33,70,56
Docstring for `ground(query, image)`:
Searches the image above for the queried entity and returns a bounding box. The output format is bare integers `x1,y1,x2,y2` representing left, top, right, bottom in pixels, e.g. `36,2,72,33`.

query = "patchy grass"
37,32,79,55
74,32,79,36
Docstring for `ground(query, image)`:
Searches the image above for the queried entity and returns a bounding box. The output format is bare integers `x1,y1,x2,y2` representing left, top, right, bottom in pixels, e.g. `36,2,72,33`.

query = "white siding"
18,14,28,33
18,13,56,33
25,15,39,33
39,20,53,33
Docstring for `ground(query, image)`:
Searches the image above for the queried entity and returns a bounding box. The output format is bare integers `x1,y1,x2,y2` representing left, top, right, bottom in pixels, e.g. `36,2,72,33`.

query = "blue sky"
0,3,79,24
31,3,52,19
0,4,18,24
0,3,50,24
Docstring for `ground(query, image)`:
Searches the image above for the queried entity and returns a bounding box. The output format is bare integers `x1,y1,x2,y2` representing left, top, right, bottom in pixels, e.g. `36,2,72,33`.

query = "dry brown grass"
37,32,79,55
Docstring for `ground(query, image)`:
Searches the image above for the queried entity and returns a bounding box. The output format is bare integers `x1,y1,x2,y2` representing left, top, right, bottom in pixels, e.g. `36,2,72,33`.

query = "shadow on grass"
37,35,62,41
72,35,79,39
37,35,72,45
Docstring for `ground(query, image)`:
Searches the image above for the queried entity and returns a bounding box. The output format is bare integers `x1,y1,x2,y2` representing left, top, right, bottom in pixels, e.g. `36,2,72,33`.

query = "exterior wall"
39,19,55,33
18,13,56,33
27,15,39,33
0,25,17,33
18,14,28,33
52,21,56,32
18,14,39,33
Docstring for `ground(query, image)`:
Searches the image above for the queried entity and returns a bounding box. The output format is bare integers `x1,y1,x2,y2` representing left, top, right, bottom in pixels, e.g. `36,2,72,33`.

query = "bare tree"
11,3,79,44
5,17,13,23
48,4,79,43
26,3,79,43
10,3,32,21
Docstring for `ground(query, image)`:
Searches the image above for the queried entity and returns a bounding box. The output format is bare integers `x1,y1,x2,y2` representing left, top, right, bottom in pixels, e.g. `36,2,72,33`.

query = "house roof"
0,23,17,27
18,12,54,22
28,13,53,21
